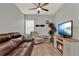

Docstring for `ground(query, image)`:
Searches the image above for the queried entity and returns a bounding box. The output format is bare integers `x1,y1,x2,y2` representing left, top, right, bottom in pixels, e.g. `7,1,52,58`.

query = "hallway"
31,43,60,56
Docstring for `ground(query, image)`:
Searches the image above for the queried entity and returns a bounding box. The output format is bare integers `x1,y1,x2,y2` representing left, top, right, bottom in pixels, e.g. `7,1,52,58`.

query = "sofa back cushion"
8,32,21,39
0,32,21,43
0,34,10,43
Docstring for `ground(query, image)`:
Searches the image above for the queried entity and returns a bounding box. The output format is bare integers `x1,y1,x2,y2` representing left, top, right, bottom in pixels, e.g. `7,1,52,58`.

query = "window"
25,20,34,34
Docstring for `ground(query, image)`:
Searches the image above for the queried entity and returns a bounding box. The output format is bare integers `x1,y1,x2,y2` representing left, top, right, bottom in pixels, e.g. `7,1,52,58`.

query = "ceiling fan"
29,3,49,14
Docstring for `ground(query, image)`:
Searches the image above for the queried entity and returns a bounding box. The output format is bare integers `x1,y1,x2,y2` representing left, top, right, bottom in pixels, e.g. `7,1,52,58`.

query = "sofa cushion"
0,40,14,56
0,37,23,56
16,42,33,56
7,47,23,56
0,32,21,43
11,37,23,48
26,42,33,48
15,48,28,56
8,32,21,39
7,42,29,56
18,42,29,48
0,34,10,43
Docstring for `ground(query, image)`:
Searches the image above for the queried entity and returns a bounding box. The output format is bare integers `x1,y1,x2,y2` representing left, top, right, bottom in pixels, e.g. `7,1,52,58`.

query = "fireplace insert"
57,41,63,53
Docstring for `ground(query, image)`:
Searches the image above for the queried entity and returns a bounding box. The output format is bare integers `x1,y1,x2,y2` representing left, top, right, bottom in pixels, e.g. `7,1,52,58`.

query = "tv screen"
58,20,73,37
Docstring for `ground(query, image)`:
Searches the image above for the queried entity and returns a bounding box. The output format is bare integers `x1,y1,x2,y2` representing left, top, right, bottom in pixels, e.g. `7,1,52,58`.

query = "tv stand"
53,35,79,56
58,35,71,38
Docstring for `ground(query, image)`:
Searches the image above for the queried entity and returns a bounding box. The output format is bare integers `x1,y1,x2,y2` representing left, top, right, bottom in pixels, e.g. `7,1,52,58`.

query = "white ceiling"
15,3,63,15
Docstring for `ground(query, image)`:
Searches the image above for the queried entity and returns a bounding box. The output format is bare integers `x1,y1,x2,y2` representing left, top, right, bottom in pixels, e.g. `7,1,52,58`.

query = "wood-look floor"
31,42,60,56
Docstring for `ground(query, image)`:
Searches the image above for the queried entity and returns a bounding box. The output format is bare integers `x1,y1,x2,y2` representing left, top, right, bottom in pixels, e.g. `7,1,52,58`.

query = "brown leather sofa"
0,32,34,56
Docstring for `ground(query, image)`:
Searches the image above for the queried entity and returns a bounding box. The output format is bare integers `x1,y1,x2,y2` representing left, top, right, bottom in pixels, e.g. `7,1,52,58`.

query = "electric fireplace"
57,41,63,53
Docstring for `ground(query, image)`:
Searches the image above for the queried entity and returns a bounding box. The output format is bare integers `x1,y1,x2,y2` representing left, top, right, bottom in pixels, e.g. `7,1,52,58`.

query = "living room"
0,2,79,56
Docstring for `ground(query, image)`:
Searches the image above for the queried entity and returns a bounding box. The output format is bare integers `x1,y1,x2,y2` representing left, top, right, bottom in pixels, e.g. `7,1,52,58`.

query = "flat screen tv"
58,20,73,37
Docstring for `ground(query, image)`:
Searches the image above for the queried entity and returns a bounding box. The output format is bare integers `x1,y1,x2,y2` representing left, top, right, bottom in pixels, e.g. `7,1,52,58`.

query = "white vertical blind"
25,20,34,34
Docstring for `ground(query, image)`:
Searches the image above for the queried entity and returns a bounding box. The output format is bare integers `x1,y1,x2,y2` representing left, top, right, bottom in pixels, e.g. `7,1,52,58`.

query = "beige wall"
0,3,24,34
24,14,55,36
53,3,79,40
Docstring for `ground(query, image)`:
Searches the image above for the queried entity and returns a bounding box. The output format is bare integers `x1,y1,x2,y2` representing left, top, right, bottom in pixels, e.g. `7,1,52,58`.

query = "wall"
53,3,79,40
24,14,55,36
0,3,24,34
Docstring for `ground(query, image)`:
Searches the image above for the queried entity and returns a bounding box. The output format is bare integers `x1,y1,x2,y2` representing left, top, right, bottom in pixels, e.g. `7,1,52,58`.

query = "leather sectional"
0,32,34,56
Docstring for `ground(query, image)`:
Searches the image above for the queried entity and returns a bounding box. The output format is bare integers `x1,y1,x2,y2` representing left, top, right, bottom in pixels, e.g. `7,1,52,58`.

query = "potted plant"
48,23,56,43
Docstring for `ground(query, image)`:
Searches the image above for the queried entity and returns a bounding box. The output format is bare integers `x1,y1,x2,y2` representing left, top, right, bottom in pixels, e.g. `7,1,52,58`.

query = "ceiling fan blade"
41,3,49,7
38,10,40,14
41,8,49,11
29,8,37,10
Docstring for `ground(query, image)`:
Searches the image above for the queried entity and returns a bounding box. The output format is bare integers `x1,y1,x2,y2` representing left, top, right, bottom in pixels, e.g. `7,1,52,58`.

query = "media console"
53,35,79,56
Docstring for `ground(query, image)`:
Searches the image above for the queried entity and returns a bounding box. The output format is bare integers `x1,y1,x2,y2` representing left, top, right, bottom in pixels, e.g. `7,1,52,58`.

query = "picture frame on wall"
40,25,45,27
46,20,49,24
35,25,45,27
35,25,40,27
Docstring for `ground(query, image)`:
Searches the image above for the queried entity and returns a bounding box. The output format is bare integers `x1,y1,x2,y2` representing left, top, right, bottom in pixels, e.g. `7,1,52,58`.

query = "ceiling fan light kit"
37,7,41,11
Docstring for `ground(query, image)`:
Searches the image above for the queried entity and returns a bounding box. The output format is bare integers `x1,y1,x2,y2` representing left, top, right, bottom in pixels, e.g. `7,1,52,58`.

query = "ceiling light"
37,8,41,11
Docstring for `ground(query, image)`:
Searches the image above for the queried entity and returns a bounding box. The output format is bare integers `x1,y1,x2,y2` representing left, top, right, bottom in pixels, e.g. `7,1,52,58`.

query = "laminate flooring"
31,42,60,56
